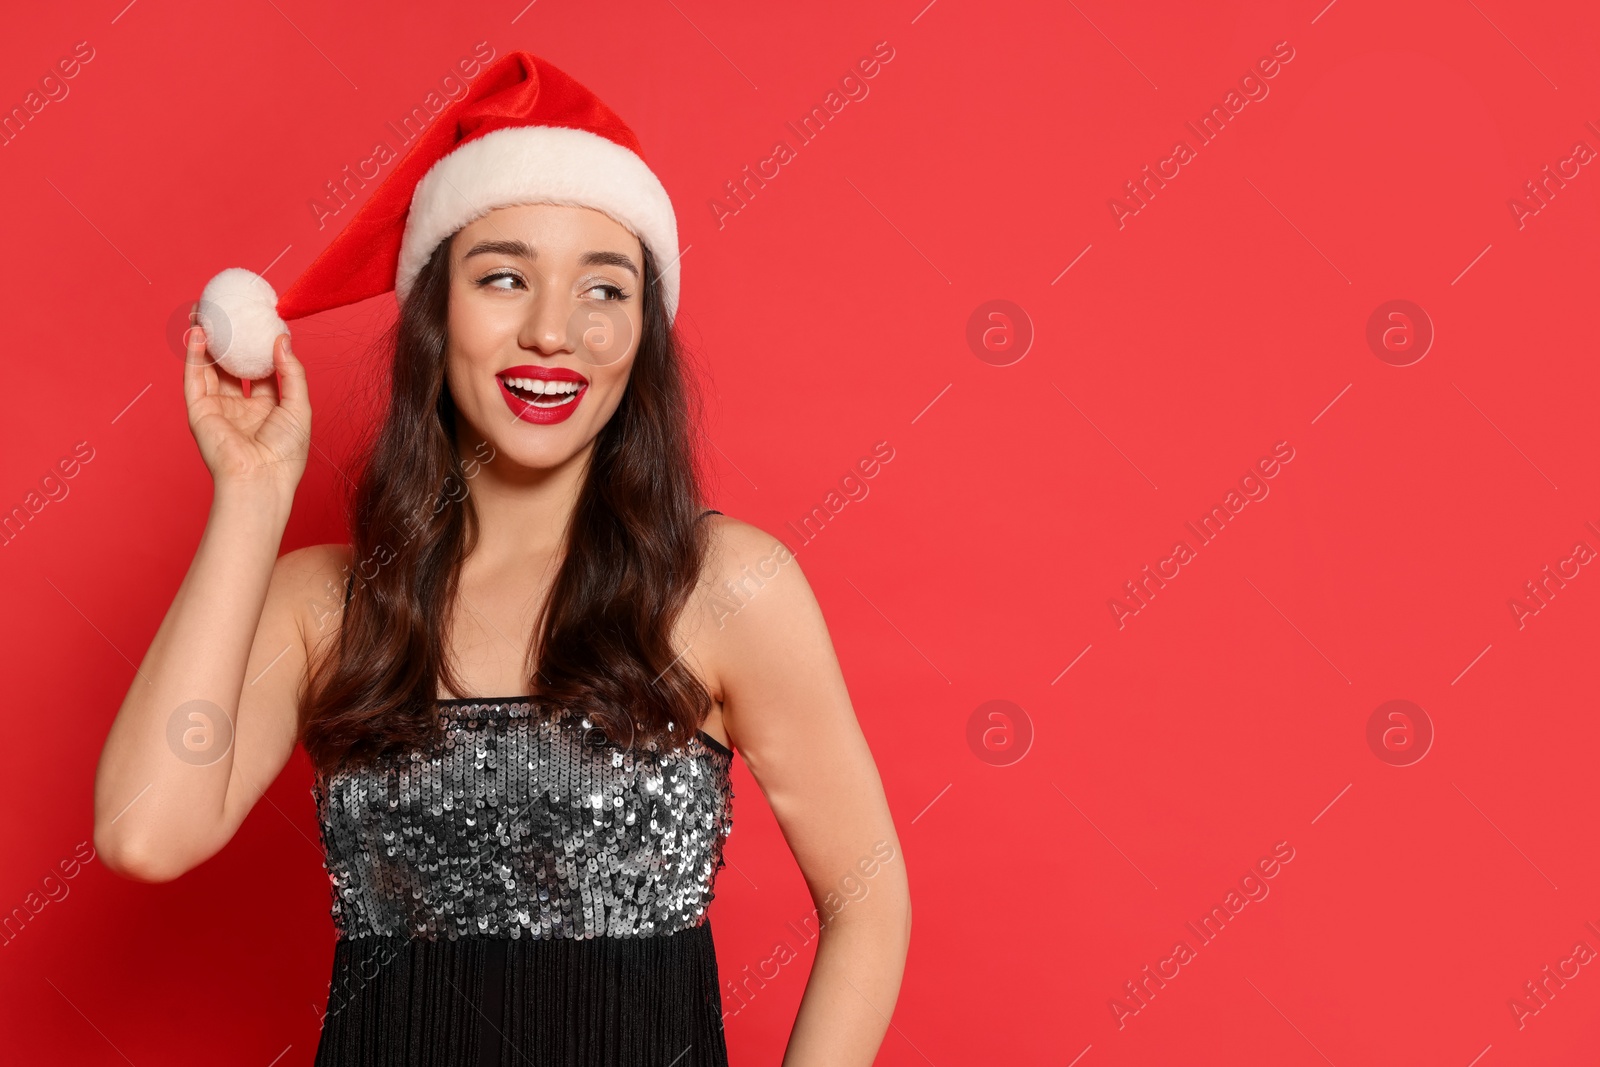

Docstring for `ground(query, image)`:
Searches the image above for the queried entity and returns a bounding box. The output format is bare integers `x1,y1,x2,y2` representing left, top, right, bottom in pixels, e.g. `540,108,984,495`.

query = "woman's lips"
497,375,587,425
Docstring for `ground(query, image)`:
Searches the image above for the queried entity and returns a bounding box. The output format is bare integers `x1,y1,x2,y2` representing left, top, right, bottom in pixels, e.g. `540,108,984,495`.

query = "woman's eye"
479,271,524,290
587,283,628,301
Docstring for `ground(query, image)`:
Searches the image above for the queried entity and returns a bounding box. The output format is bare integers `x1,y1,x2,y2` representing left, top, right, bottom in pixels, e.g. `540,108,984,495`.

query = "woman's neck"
457,432,592,563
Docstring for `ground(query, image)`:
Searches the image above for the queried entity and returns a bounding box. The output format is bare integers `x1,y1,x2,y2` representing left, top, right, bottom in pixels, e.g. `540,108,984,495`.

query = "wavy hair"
298,229,715,776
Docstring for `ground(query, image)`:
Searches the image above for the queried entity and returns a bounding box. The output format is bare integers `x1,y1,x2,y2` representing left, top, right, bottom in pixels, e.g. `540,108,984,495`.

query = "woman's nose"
519,281,573,354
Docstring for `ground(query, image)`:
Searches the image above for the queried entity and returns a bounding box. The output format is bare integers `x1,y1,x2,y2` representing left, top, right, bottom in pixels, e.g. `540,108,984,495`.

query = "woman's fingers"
273,333,308,413
249,341,284,407
181,302,246,400
214,359,245,398
250,366,279,406
182,303,212,406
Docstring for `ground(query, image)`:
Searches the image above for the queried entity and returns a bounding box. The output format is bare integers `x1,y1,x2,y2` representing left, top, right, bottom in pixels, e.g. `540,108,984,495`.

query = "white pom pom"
198,268,288,380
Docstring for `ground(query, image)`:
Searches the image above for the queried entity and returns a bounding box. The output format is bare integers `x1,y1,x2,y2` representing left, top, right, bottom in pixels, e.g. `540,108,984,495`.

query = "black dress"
311,514,735,1066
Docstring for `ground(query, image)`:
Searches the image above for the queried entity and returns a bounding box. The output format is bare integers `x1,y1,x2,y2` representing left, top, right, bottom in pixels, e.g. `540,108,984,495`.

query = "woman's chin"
479,434,587,476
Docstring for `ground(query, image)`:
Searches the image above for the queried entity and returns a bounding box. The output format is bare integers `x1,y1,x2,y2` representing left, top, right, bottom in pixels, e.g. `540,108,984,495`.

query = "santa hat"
199,51,680,380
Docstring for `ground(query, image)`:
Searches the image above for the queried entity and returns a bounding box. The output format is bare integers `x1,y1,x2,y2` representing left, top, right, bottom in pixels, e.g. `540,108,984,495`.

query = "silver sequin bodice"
311,698,734,942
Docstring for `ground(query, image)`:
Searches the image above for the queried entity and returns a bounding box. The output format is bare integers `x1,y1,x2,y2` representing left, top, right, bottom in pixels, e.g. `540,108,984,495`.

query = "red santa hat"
199,51,680,380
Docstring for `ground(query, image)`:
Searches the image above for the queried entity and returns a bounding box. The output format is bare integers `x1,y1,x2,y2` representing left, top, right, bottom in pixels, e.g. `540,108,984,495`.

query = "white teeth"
502,375,583,407
503,376,582,396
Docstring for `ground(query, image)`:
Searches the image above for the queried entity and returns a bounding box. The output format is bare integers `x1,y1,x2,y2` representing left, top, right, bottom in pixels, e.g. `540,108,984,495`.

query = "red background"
3,0,1598,1063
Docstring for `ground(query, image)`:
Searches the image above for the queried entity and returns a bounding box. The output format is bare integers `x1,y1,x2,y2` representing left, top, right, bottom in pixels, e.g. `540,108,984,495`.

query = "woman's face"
444,202,645,472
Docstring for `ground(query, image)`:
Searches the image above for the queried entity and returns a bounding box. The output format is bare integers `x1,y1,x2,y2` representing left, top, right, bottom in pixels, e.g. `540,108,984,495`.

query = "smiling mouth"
500,375,586,408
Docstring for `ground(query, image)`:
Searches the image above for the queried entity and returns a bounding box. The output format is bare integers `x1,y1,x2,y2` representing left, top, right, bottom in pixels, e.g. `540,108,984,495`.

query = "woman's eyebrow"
464,238,537,261
463,240,638,277
580,250,639,278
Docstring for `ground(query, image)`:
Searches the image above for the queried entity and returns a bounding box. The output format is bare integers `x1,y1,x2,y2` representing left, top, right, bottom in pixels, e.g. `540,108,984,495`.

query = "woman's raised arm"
92,315,318,883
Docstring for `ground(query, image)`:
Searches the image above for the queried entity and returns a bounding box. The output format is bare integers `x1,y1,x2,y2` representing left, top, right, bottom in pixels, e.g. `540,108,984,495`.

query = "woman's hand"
183,306,311,497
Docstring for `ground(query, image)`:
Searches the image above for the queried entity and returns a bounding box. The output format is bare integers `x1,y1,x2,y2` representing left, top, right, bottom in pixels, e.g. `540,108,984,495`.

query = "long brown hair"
299,229,716,776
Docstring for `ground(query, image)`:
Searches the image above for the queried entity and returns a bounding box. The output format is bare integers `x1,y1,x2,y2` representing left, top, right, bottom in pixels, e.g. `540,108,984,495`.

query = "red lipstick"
496,365,589,425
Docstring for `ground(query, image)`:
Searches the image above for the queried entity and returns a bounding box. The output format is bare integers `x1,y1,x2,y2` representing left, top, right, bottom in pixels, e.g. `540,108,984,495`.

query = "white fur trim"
198,268,287,380
397,126,680,322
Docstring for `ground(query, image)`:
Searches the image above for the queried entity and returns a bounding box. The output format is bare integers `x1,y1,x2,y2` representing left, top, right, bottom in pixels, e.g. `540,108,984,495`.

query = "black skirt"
313,921,730,1066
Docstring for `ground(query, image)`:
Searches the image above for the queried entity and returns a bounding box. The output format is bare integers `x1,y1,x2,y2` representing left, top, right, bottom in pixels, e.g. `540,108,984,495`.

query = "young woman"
92,51,909,1066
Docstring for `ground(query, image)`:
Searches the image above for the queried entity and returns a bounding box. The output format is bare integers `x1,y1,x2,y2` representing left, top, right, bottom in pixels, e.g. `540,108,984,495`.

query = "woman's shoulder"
692,513,816,639
699,512,800,583
276,542,355,584
686,512,832,721
270,543,356,639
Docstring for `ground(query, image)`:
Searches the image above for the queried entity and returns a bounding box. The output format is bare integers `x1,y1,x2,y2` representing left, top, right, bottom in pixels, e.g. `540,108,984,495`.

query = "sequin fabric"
311,699,734,942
